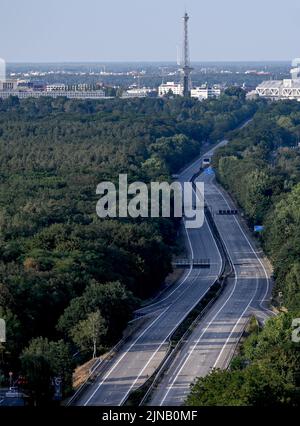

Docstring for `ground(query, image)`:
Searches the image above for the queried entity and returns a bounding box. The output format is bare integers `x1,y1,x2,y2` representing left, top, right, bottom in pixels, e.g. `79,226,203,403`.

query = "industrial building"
122,87,156,98
0,90,105,100
256,59,300,100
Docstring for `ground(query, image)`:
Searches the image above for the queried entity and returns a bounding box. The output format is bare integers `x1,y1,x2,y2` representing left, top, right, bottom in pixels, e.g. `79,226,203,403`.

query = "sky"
1,0,300,63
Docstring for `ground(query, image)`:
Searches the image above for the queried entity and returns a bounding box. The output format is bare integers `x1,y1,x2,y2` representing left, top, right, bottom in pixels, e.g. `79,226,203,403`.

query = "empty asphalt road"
76,147,224,406
148,148,273,406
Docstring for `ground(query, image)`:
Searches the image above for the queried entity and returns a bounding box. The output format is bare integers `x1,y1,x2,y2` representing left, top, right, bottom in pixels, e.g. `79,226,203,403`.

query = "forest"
0,93,255,403
187,100,300,406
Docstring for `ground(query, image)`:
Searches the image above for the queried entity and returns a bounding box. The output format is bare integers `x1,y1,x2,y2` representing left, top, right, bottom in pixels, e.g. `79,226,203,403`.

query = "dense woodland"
0,94,255,403
188,100,300,406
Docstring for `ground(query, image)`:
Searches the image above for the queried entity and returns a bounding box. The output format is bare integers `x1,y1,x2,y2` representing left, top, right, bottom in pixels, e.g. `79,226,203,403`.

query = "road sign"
254,225,264,232
52,376,62,401
218,209,238,215
204,166,215,176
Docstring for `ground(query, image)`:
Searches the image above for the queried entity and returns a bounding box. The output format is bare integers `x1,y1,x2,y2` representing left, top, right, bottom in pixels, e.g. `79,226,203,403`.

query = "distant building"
46,83,66,92
256,79,300,100
246,90,258,100
0,80,18,91
256,59,300,101
191,85,222,100
122,87,156,98
0,74,106,99
0,90,106,100
158,82,183,97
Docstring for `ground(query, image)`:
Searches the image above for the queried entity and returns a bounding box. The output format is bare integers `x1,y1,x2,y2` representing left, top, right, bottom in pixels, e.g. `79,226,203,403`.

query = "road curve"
148,150,273,406
75,148,224,406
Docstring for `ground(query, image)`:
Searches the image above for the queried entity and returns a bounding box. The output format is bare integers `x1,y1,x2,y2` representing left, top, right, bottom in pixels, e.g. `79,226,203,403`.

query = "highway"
76,148,224,406
148,145,273,406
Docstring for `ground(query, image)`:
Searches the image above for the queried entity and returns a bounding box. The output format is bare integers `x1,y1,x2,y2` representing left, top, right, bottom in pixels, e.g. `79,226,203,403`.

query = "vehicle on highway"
202,157,211,167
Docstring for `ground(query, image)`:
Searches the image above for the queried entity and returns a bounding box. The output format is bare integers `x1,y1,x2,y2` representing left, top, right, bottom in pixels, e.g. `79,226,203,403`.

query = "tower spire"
181,11,193,97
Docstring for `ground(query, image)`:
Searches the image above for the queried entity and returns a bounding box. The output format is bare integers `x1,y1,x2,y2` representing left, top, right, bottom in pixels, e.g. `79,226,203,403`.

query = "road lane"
148,153,273,406
77,148,223,406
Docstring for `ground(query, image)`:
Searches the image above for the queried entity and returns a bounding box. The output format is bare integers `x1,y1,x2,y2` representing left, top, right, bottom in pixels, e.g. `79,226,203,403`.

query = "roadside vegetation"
187,100,300,406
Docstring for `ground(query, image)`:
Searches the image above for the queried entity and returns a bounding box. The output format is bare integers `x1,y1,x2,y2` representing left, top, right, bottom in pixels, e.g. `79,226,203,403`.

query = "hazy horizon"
5,60,292,65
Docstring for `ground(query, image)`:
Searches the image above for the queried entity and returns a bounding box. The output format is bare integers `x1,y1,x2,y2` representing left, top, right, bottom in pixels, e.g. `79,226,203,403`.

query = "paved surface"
77,148,224,406
0,389,25,406
148,148,273,406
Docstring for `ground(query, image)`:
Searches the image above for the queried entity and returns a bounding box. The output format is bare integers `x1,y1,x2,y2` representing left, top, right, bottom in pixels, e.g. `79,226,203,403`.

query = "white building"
256,59,300,101
46,84,66,92
191,85,222,100
122,87,155,98
0,90,106,100
256,79,300,101
158,81,183,97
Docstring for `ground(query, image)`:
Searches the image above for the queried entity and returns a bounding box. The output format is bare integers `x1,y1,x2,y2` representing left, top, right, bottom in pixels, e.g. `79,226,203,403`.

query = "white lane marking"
159,266,238,405
83,305,170,406
129,306,172,322
84,224,206,405
118,178,224,405
118,265,212,406
135,219,197,314
213,182,273,315
159,177,266,405
84,143,224,406
185,221,194,260
136,163,222,314
135,269,190,313
180,139,227,176
213,272,259,369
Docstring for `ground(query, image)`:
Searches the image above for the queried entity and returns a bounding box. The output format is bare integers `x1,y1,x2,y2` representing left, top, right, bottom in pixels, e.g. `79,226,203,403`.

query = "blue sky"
1,0,300,62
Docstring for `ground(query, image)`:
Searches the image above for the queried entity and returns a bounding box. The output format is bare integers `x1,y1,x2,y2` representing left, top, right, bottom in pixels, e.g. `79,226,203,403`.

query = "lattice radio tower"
180,12,193,97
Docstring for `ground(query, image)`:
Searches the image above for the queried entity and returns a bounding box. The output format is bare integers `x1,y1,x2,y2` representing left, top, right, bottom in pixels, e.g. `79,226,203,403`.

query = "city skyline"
1,0,300,63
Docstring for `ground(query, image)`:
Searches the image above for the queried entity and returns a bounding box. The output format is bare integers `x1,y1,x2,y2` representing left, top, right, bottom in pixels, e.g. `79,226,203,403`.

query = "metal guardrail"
138,279,227,406
224,316,253,371
67,151,234,407
218,209,238,215
66,336,127,406
172,258,210,268
123,172,234,406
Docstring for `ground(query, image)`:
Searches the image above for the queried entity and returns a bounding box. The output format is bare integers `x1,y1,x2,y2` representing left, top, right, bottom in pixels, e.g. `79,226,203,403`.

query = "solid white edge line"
84,225,198,405
213,182,273,314
119,200,224,405
159,163,272,405
84,146,223,406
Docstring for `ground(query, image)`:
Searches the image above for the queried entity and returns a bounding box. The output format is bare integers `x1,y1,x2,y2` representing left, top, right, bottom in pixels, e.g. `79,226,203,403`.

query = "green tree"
70,311,106,358
20,337,73,405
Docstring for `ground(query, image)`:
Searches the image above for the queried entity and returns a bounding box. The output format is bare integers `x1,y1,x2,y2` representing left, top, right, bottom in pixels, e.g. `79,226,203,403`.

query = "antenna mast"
181,12,193,97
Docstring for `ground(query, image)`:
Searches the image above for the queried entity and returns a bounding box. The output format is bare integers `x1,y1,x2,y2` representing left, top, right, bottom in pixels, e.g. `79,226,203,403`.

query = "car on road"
202,157,211,167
